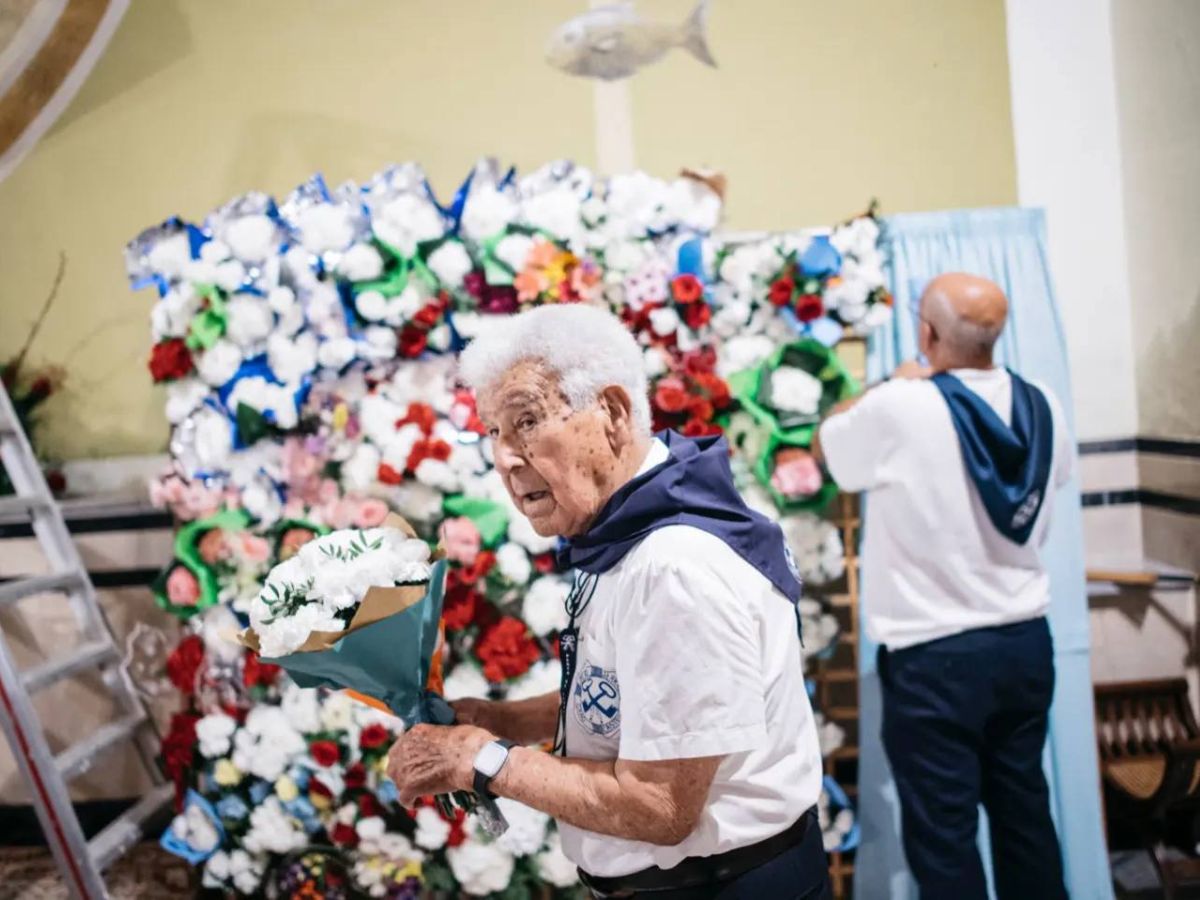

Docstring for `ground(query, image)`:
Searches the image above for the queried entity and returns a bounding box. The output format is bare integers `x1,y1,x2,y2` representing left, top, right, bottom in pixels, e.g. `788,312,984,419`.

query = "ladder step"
22,640,119,693
0,493,50,519
56,713,147,780
89,782,175,871
0,571,85,607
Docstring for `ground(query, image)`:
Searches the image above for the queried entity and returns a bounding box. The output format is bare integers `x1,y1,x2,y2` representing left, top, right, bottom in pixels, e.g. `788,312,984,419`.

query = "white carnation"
494,234,534,272
495,543,532,585
442,663,490,701
320,690,356,733
355,290,389,322
215,260,248,292
363,325,399,360
523,189,581,242
415,458,459,493
165,378,209,424
413,806,452,850
196,713,237,758
297,203,355,254
231,706,306,781
427,241,473,287
145,233,190,279
225,215,277,263
462,186,517,240
446,826,516,896
522,576,571,636
373,194,444,256
243,797,306,855
317,336,358,371
241,478,283,529
197,340,243,387
281,682,323,734
717,334,776,378
226,376,300,429
338,243,385,281
170,802,221,854
267,285,295,314
506,512,558,555
536,831,579,887
649,306,680,337
191,407,234,470
451,311,483,340
390,481,444,525
268,331,317,383
769,366,823,416
342,443,382,493
506,658,562,702
151,287,199,340
495,798,550,856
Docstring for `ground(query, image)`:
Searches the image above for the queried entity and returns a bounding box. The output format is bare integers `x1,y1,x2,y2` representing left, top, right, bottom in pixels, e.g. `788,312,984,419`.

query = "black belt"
578,807,817,899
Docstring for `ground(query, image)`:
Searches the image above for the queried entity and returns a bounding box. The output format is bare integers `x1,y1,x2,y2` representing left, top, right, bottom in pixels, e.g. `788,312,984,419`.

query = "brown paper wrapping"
240,513,436,655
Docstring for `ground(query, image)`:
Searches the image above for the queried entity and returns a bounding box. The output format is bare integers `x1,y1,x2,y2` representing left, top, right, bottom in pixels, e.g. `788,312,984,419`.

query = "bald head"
918,273,1009,370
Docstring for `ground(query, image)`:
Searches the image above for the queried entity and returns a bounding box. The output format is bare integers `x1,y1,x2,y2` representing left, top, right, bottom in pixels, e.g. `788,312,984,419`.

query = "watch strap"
473,739,517,798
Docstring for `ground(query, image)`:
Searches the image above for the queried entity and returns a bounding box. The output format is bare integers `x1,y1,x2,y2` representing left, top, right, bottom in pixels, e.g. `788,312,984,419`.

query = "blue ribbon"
800,234,842,279
676,237,705,279
425,168,475,234
159,789,225,865
187,224,210,260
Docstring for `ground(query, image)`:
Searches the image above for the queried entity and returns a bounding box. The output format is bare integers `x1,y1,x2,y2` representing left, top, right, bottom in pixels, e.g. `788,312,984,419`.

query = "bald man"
813,274,1071,900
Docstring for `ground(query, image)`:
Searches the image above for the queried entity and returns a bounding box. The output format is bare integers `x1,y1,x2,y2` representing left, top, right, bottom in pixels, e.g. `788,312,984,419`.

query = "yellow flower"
332,403,349,431
275,775,298,802
310,790,331,811
213,759,242,786
397,861,422,881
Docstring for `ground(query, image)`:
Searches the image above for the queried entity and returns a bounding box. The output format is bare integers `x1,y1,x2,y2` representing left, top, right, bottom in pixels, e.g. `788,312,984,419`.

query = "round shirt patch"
572,660,621,737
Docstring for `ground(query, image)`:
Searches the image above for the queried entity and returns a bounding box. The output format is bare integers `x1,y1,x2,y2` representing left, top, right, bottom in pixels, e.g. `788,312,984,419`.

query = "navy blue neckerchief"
557,430,803,603
931,369,1054,545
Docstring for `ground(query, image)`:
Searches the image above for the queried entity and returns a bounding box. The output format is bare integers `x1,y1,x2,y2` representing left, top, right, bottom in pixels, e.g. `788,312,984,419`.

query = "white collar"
635,437,670,477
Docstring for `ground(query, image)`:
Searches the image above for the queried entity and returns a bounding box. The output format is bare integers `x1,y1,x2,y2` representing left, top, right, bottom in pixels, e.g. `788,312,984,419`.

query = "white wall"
1005,0,1140,442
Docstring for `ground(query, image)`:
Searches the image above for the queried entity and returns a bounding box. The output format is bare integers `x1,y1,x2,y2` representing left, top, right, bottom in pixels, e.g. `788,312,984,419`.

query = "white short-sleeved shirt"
557,440,823,878
818,368,1073,650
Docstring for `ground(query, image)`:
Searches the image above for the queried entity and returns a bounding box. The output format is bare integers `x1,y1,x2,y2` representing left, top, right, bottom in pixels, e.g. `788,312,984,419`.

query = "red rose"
309,777,332,799
653,377,690,414
481,285,519,315
405,438,452,474
344,762,367,790
769,276,795,308
160,712,199,801
689,397,715,422
475,616,540,682
412,304,441,330
148,339,194,382
456,550,496,586
242,651,280,689
360,723,390,750
396,402,436,435
683,347,718,377
358,792,382,818
444,807,467,848
684,302,712,330
377,463,404,485
310,740,341,768
442,583,480,631
331,823,359,848
532,553,557,574
464,271,487,299
670,274,704,304
398,325,427,358
166,635,205,694
795,293,825,323
695,372,732,409
683,417,723,438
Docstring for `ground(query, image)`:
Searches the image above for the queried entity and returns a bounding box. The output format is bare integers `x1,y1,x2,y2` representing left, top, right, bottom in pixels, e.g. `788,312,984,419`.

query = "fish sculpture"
546,1,717,81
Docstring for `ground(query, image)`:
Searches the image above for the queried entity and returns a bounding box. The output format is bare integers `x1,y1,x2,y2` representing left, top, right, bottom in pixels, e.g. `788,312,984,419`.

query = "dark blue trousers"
878,616,1068,900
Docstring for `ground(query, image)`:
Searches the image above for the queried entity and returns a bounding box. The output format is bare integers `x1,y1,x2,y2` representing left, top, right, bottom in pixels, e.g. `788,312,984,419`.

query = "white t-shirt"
557,440,823,877
818,368,1073,650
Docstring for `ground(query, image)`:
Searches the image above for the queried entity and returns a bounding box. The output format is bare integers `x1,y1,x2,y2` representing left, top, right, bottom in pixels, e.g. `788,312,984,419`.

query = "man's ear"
598,385,635,453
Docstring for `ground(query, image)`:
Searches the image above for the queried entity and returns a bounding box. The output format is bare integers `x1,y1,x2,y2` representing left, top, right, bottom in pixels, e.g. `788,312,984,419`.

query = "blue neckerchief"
931,369,1054,545
556,431,803,603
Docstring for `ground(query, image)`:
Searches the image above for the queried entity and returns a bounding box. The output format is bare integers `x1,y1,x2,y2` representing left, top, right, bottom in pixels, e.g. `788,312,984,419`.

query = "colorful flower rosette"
819,775,860,853
727,339,859,512
153,508,253,619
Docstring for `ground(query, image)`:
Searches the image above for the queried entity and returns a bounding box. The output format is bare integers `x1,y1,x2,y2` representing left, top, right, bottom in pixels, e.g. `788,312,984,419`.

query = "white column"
589,0,636,174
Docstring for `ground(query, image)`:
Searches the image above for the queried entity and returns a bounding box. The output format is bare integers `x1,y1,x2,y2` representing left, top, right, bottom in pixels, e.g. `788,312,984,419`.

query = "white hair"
924,290,1003,360
457,304,652,435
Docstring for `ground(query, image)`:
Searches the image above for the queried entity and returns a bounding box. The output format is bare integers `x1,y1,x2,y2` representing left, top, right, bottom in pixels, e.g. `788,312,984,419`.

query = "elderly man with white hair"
387,304,830,899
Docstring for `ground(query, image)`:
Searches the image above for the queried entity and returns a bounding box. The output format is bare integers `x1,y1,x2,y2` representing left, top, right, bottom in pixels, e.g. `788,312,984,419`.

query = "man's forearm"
478,693,560,746
490,747,716,847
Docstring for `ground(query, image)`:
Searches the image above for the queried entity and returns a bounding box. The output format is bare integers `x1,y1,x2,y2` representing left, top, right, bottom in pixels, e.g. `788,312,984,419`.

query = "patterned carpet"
0,844,192,899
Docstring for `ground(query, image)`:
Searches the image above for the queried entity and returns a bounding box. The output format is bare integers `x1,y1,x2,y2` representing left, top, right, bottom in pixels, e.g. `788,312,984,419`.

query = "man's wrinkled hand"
449,697,499,732
892,360,933,381
386,723,493,806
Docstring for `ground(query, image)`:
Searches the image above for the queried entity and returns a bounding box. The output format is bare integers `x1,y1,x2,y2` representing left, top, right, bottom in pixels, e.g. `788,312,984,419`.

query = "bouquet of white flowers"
241,514,509,835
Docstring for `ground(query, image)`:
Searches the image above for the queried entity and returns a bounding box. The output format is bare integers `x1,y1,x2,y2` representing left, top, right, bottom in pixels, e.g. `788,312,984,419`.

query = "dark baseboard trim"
0,568,160,590
0,509,172,540
1081,489,1200,517
1079,437,1200,458
0,799,138,846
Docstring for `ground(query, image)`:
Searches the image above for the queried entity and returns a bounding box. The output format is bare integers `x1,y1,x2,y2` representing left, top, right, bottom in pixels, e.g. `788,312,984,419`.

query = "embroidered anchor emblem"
582,680,618,718
573,661,621,737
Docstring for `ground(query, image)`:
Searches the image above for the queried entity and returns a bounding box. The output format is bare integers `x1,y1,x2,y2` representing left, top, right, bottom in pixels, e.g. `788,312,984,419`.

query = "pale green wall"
0,0,1017,459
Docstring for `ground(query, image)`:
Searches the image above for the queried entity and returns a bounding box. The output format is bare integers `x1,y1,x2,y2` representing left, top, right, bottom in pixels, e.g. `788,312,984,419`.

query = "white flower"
281,682,323,733
523,188,581,242
355,290,389,322
648,306,681,337
268,331,317,383
495,798,550,856
202,850,231,889
581,195,606,226
318,336,358,371
506,511,558,555
494,234,534,272
665,177,722,232
495,543,532,585
373,194,444,256
169,802,221,854
506,658,562,702
718,334,776,378
413,806,452,850
712,298,751,339
197,340,243,387
297,203,355,254
191,407,234,470
165,378,209,424
462,185,517,240
446,825,516,896
342,443,382,493
604,239,649,273
427,241,473,288
215,260,248,292
536,831,579,887
151,287,199,340
196,713,237,758
362,325,399,360
769,366,823,416
267,285,295,314
831,216,880,259
339,243,385,281
241,478,283,528
390,481,444,524
146,233,191,280
225,215,277,263
451,310,483,340
320,690,356,733
229,850,266,894
231,706,306,781
643,348,668,379
443,663,490,701
243,797,307,855
415,458,459,493
522,576,571,636
824,276,871,317
227,376,301,429
428,324,451,353
781,514,844,584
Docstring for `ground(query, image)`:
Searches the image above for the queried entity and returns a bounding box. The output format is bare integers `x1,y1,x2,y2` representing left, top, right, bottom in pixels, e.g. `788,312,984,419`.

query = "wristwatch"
472,739,517,798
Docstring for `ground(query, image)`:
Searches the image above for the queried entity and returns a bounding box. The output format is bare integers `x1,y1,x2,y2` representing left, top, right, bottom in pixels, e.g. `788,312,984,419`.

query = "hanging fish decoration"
546,1,717,81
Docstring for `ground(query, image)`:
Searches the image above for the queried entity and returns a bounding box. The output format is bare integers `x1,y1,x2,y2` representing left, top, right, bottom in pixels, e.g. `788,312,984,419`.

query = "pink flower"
353,498,389,528
439,517,481,566
234,534,270,564
771,449,824,499
166,567,201,607
284,438,320,484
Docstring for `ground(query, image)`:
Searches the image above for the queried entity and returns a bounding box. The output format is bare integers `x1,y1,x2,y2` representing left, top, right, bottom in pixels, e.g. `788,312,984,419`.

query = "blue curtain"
852,208,1112,900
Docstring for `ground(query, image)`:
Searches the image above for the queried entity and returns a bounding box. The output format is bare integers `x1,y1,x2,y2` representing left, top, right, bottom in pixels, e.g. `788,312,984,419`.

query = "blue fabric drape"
853,207,1112,900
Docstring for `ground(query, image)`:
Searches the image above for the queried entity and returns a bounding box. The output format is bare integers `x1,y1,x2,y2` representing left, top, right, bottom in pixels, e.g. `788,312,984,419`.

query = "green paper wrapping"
442,495,510,547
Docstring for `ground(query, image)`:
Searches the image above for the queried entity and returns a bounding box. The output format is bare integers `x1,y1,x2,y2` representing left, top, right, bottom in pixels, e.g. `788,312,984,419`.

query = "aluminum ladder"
0,380,172,898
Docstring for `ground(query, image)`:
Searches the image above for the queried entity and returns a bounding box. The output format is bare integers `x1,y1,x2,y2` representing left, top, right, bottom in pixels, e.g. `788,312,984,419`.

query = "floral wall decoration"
126,158,889,897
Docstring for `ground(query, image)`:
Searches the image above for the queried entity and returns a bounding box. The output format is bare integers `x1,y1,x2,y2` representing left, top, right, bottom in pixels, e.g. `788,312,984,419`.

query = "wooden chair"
1095,678,1200,898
